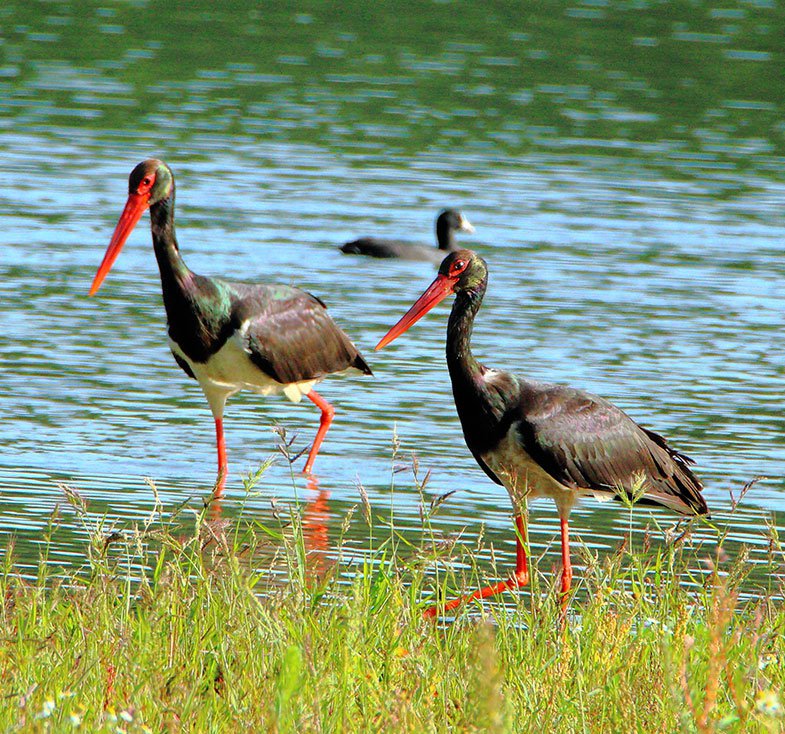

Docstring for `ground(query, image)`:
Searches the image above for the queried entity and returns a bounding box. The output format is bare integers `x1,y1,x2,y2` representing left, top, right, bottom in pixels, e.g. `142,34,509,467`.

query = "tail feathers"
640,426,708,517
353,351,373,376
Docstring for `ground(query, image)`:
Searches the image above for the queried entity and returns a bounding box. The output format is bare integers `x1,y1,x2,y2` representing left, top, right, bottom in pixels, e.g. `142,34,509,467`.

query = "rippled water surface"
1,0,784,595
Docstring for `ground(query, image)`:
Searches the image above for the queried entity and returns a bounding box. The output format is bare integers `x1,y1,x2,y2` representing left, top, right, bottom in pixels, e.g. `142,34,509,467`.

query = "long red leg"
303,390,335,475
559,513,573,613
214,417,227,497
424,515,529,618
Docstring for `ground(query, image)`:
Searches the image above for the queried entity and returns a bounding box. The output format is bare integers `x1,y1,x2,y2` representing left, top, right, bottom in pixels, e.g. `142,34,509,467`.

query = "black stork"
89,159,372,493
341,208,475,262
376,249,708,617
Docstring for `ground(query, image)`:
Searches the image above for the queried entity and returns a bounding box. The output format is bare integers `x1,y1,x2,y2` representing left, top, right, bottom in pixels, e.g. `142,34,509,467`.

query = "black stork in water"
341,208,475,263
376,249,708,617
89,159,372,494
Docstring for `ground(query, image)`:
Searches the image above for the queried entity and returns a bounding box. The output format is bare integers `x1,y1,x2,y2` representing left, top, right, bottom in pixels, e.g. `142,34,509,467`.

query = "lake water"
1,0,784,598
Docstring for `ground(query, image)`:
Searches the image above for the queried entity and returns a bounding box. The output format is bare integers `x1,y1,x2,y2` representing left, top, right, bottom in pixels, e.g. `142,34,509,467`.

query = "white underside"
170,329,321,418
482,427,614,518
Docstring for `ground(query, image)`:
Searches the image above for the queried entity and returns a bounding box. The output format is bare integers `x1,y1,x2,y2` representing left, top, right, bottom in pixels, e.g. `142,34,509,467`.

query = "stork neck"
446,285,493,422
446,288,483,378
149,197,193,295
436,218,457,251
446,281,510,451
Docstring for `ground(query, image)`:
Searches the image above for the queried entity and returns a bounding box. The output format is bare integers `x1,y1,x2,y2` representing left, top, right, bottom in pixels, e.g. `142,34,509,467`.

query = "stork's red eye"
450,259,467,275
137,175,155,194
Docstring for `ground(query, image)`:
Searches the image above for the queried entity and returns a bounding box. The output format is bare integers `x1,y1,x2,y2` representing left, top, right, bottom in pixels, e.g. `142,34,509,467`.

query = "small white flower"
755,690,783,717
643,617,672,634
758,653,779,671
37,698,56,719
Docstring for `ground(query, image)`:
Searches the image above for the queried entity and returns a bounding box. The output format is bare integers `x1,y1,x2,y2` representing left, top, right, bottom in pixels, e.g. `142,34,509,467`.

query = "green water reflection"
2,0,783,173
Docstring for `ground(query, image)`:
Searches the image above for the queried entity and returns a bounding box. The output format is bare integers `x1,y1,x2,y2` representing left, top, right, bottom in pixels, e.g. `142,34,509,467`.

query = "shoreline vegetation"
1,465,783,733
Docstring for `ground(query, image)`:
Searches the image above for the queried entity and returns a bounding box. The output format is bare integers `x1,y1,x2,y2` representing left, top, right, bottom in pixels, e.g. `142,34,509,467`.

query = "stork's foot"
423,568,530,619
424,514,530,619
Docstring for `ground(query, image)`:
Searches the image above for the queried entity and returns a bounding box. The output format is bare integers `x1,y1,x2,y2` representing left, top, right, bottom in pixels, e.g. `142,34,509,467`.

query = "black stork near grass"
89,159,372,494
376,249,708,618
341,208,475,262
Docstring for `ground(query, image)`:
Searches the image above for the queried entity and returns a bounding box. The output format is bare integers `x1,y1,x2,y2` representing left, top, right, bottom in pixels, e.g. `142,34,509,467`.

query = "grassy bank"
1,472,784,733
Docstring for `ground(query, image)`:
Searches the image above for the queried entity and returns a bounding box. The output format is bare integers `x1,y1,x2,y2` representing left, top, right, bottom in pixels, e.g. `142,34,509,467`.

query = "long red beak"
89,192,150,296
375,274,455,350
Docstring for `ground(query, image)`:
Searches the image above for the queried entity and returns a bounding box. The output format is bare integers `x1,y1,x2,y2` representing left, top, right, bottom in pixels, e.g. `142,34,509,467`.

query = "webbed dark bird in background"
341,208,474,262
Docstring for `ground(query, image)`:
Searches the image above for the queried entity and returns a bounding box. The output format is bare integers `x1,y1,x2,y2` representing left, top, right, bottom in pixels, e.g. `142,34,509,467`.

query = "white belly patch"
482,428,597,516
169,327,319,416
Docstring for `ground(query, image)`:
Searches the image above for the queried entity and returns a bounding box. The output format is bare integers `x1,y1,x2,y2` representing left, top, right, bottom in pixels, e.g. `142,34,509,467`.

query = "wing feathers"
514,383,707,516
233,287,371,385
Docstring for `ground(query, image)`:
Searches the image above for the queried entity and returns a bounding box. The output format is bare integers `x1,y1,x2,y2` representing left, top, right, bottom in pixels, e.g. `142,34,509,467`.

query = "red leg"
424,515,529,618
214,417,227,497
303,390,335,474
559,513,573,613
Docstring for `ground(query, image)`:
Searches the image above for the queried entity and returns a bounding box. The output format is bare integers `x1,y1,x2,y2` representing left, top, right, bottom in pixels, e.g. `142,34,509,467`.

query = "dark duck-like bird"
376,249,707,617
90,159,372,494
341,208,475,262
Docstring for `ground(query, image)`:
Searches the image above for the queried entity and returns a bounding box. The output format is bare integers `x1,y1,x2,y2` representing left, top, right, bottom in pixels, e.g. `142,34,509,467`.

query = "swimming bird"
341,208,475,262
90,159,372,494
376,249,707,617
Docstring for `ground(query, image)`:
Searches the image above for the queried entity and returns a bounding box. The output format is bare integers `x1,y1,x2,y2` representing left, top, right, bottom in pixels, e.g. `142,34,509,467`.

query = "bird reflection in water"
302,474,334,585
198,470,333,587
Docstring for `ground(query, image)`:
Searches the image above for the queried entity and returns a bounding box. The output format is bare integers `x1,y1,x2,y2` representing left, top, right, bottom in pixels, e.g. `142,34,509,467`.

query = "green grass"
1,467,784,733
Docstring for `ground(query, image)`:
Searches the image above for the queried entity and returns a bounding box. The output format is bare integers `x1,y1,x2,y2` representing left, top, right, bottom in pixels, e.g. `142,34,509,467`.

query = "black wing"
172,351,196,379
515,382,707,516
231,285,372,385
341,238,402,258
341,238,439,262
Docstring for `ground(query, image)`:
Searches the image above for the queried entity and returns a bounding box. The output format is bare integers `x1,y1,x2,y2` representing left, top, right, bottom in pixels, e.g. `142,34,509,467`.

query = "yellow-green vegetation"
0,471,783,733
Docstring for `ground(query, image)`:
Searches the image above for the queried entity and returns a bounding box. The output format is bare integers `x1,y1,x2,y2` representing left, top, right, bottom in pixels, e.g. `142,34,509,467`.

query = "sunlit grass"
0,465,783,733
